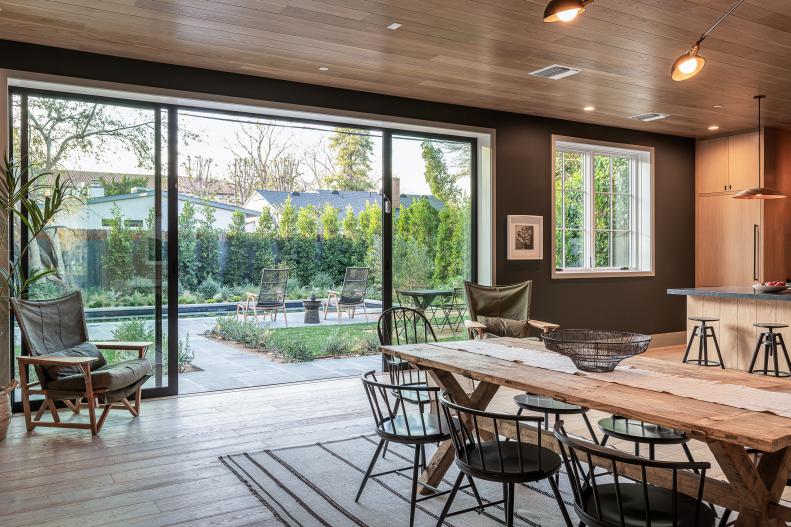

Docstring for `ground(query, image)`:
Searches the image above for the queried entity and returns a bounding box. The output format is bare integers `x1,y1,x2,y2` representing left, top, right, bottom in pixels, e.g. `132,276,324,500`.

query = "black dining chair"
436,393,573,527
357,371,481,527
598,415,696,463
554,421,716,527
377,306,437,381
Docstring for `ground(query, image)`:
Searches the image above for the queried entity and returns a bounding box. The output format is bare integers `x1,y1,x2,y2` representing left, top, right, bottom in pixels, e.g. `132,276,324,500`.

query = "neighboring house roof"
53,170,237,198
252,189,444,214
88,190,259,215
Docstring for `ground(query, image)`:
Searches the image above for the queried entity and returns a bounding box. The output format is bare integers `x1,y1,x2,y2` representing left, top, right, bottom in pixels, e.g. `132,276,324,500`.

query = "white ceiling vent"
630,112,670,122
529,64,581,80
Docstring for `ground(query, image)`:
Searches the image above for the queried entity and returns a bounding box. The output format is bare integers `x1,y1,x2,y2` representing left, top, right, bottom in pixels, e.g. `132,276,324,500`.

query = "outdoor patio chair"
463,280,559,340
12,291,152,435
239,268,289,326
436,286,467,333
323,266,369,323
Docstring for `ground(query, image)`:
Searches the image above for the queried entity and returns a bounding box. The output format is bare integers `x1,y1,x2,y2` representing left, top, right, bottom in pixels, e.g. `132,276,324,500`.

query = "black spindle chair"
554,421,716,527
436,393,573,527
357,371,482,527
378,307,437,384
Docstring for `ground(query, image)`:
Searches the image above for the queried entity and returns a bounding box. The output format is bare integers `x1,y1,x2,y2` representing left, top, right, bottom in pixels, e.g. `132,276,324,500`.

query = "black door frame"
8,88,179,411
7,86,479,409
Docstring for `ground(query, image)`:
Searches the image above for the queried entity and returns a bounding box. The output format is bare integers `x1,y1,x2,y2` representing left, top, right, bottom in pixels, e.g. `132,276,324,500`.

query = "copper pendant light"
543,0,591,23
670,0,744,81
733,95,786,200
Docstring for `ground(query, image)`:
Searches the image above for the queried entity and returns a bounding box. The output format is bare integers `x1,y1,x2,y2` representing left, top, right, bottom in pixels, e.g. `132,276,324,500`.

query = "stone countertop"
667,286,791,302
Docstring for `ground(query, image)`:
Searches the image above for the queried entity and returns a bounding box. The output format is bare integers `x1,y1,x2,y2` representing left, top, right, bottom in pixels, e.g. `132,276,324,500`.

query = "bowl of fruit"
753,281,788,294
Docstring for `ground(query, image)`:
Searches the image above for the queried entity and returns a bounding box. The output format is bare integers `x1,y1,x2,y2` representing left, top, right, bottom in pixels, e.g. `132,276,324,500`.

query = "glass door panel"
390,134,474,335
11,91,171,394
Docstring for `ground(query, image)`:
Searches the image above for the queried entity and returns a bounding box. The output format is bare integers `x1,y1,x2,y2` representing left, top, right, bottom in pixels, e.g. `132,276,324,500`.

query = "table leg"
710,441,791,526
417,369,499,495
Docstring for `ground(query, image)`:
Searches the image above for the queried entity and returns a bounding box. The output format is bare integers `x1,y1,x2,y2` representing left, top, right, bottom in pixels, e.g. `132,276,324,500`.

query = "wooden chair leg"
48,400,60,422
34,400,49,421
362,302,369,322
121,397,139,417
134,386,142,415
19,365,34,432
282,304,288,327
96,401,113,432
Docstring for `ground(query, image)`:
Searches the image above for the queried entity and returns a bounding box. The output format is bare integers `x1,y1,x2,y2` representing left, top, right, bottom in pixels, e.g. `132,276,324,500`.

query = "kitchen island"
668,287,791,371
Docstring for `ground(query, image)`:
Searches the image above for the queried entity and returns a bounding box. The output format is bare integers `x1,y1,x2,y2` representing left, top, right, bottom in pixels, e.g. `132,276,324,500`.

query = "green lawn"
268,321,465,353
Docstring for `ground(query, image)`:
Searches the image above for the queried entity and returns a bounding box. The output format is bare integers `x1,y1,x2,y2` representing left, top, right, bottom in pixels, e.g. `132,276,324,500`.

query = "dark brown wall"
0,40,695,334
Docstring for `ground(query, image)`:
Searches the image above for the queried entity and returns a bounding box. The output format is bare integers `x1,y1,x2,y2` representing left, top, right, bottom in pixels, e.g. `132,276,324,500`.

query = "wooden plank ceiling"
0,0,790,137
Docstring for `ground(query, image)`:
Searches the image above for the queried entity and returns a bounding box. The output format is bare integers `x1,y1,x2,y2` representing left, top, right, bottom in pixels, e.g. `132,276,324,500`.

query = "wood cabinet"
696,137,729,194
696,132,758,194
695,128,791,287
696,194,760,286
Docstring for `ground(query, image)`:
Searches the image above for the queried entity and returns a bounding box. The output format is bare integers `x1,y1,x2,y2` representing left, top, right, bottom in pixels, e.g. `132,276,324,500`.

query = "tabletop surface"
381,337,791,452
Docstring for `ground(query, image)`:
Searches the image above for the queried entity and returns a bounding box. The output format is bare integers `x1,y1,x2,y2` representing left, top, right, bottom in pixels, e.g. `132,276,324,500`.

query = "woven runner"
432,340,791,419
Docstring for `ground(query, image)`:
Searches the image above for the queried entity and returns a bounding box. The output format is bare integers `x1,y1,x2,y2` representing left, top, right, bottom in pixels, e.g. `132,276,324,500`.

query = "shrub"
28,280,66,300
309,271,335,292
208,316,267,349
319,329,352,358
356,333,380,356
127,276,155,294
275,334,313,362
178,334,195,373
197,276,220,299
112,318,154,341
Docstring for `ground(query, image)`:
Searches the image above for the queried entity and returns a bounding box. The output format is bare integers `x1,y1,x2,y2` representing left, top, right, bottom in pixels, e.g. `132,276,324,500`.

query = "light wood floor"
1,346,786,526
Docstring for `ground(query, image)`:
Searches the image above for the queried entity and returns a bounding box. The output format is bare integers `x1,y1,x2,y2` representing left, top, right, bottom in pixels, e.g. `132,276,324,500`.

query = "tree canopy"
326,128,375,191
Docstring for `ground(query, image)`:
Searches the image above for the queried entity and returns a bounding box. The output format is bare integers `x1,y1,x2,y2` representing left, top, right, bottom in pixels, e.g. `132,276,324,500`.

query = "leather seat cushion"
40,342,107,382
47,358,152,393
580,483,716,527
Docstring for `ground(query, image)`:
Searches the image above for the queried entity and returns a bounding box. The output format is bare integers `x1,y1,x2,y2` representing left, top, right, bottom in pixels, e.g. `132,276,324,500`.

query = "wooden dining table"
380,337,791,527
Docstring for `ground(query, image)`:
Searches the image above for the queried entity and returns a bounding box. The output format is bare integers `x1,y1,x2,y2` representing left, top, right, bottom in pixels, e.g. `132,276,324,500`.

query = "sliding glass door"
10,89,174,400
8,86,478,403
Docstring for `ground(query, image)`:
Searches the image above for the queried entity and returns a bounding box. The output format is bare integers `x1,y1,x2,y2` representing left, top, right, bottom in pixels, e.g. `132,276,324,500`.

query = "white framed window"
551,136,653,279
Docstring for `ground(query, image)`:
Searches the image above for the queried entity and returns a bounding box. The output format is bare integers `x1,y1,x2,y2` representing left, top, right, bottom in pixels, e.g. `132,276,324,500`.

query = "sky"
47,105,470,197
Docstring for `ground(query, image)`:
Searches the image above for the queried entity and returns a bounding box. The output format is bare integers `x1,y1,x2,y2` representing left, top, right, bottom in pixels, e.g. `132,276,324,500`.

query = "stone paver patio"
85,309,384,395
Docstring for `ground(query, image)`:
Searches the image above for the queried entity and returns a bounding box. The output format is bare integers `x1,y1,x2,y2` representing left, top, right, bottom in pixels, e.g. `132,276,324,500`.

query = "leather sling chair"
12,291,152,435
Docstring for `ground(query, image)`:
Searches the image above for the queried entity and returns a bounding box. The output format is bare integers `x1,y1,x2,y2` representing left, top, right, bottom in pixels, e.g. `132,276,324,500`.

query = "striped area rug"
220,435,576,527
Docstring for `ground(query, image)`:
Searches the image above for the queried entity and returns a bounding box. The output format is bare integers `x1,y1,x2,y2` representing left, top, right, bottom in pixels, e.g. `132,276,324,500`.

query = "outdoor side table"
303,299,322,324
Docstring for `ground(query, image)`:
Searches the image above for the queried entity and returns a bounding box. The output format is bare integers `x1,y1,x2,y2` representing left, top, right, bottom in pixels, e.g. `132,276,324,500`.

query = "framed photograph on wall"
507,215,543,260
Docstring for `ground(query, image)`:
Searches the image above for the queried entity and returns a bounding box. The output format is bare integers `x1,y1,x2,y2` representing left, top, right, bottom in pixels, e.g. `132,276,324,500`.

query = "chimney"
89,180,105,198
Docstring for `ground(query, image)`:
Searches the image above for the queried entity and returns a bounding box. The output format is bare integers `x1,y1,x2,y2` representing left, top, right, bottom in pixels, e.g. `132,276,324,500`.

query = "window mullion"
587,151,594,270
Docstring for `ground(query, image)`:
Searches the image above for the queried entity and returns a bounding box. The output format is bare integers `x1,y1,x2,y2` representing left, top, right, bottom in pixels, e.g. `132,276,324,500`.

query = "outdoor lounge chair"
463,280,559,339
323,266,370,323
12,291,152,435
238,268,290,326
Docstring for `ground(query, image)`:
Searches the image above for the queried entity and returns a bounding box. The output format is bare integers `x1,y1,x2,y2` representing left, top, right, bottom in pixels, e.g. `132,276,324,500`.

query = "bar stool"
598,416,696,462
682,316,725,368
748,323,791,377
513,393,598,443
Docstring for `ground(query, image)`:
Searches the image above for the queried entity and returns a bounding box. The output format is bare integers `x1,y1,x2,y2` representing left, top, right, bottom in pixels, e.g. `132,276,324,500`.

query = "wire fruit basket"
542,329,652,372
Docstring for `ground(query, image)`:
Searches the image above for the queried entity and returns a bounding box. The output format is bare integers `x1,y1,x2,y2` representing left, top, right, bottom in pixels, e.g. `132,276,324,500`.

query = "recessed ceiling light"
386,22,402,30
318,66,329,71
708,125,720,131
583,105,595,111
713,104,724,109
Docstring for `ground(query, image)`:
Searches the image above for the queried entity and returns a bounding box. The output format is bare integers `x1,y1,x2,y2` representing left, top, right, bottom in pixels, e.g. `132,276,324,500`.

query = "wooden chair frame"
17,341,151,436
